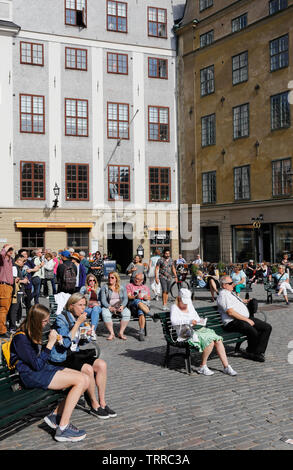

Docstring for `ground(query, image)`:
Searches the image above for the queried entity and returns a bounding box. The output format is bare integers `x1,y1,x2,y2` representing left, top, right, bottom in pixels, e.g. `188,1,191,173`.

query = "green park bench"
264,278,293,304
157,305,248,375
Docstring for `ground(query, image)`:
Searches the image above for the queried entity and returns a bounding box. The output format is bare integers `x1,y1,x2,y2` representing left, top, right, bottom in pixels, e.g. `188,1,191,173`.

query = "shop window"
67,228,89,254
150,230,171,256
21,229,45,253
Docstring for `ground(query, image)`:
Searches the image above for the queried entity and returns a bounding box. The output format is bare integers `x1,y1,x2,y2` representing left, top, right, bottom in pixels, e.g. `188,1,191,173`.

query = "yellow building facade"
177,0,293,263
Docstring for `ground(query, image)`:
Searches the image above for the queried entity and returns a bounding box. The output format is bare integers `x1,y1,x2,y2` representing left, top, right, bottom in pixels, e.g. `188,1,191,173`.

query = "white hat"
179,288,191,304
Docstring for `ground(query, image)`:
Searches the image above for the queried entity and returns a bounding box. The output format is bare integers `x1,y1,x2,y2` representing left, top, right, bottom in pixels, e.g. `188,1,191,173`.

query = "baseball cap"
61,250,71,258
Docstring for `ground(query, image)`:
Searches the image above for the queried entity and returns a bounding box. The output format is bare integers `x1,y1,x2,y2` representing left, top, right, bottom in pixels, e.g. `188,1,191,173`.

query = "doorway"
202,226,220,262
107,222,133,273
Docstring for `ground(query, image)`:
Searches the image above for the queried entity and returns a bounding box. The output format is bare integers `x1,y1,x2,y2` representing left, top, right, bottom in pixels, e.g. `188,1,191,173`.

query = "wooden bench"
0,362,65,439
157,306,248,375
264,279,293,304
48,295,153,339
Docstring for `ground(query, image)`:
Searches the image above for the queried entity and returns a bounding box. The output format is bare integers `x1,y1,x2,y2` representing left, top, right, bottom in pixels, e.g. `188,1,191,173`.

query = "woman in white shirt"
170,288,237,376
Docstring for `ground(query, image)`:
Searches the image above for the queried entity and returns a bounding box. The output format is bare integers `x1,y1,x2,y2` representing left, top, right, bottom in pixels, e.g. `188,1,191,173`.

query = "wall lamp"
52,182,60,209
254,140,260,156
220,96,225,105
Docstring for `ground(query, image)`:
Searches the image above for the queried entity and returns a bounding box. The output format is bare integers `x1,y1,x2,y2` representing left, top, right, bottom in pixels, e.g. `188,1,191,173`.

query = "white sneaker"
162,305,168,311
90,331,97,341
197,365,214,376
223,365,237,376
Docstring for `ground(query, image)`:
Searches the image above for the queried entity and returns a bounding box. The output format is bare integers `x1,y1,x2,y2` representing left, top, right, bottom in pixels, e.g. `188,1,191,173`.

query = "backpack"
62,262,77,292
1,331,26,370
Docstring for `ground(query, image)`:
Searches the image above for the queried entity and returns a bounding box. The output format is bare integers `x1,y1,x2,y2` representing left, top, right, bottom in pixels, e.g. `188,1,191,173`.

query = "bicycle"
170,265,190,299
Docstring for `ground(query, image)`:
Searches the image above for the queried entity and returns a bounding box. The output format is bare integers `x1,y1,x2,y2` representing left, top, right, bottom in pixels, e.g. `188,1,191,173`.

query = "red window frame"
148,105,170,142
107,102,130,140
20,41,44,66
65,47,88,71
149,166,171,202
20,94,45,134
65,0,87,26
65,163,89,201
65,98,89,137
108,165,130,201
20,161,46,201
147,6,167,38
148,57,168,79
107,52,128,75
107,0,128,33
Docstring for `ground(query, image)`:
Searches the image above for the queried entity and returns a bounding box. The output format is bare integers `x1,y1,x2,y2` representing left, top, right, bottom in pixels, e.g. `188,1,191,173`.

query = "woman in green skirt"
170,288,237,376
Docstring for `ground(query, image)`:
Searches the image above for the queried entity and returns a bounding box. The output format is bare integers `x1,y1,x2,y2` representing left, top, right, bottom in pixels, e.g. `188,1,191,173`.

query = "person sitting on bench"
217,275,272,363
126,273,152,342
170,288,237,377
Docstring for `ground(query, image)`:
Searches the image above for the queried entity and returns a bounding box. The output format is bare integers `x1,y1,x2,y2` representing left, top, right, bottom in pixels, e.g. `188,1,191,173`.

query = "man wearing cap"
217,275,272,362
56,251,77,294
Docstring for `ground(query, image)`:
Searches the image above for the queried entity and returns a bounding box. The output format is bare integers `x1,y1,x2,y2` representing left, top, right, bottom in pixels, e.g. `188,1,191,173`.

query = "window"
270,34,289,71
202,171,216,204
148,57,168,79
271,92,290,130
199,0,213,12
65,47,87,70
20,94,45,134
148,106,169,142
232,51,248,85
107,52,128,74
150,230,171,255
66,164,89,200
272,158,291,196
201,113,215,147
234,165,250,200
107,102,129,139
233,103,249,139
107,1,127,33
22,229,45,253
67,229,89,254
200,65,214,96
200,30,214,48
232,13,247,32
108,165,130,201
20,161,45,200
65,98,88,136
269,0,288,15
149,167,171,202
65,0,87,26
148,7,167,38
20,42,44,66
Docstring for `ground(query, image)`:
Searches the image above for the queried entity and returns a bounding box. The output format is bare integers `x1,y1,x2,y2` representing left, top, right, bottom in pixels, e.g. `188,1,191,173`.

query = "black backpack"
62,262,76,292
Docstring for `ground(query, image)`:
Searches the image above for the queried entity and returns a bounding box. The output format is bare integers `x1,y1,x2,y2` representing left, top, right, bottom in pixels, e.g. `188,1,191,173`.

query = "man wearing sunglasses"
217,275,272,363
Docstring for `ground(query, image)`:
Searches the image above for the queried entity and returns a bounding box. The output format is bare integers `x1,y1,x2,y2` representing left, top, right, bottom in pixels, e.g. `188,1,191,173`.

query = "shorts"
50,350,97,372
160,277,172,293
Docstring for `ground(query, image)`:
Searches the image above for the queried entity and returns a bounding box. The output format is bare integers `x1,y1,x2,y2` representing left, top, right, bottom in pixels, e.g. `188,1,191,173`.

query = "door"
202,226,220,262
107,223,133,273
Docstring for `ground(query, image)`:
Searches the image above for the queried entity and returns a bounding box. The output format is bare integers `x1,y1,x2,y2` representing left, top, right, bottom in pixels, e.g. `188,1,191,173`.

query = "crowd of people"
0,242,289,443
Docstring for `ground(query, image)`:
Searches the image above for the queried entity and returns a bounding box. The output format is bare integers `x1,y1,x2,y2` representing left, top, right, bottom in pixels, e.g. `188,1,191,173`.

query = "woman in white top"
148,249,161,300
170,288,237,376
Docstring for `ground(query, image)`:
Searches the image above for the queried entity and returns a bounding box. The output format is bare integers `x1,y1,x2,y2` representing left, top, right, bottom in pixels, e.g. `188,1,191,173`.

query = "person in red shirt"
126,273,152,342
0,244,14,337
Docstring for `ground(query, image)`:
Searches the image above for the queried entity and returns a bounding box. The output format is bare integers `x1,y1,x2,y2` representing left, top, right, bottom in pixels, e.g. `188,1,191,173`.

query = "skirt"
19,363,64,390
188,327,223,353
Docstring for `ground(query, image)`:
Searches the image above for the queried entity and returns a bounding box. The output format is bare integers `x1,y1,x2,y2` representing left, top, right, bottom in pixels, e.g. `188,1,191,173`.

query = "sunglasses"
224,281,234,285
89,279,95,282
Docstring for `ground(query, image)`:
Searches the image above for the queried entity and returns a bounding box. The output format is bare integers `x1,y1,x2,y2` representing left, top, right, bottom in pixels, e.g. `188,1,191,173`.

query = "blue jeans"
102,307,131,323
32,276,41,304
85,305,102,330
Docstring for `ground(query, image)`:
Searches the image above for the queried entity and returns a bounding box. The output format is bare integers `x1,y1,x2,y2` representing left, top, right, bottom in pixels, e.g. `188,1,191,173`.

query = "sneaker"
55,423,86,442
152,313,160,323
197,365,214,376
90,331,97,341
223,365,237,376
44,412,61,430
162,305,168,311
90,407,110,419
104,405,117,418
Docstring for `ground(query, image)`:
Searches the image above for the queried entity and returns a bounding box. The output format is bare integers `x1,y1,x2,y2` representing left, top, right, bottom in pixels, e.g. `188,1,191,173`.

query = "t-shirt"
272,272,289,285
156,257,174,281
217,289,250,325
231,270,246,285
126,283,150,299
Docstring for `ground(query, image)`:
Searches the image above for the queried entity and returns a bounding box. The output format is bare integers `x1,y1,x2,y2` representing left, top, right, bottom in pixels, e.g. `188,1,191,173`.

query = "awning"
15,222,94,229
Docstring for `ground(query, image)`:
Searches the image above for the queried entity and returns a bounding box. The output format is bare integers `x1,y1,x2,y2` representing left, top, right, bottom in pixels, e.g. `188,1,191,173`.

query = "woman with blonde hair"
80,273,102,340
50,292,117,420
100,271,130,340
10,304,89,442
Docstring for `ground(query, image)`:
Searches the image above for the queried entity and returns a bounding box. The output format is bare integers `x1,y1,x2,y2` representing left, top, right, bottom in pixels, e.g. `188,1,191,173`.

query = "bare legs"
200,340,229,369
81,359,107,409
209,279,219,301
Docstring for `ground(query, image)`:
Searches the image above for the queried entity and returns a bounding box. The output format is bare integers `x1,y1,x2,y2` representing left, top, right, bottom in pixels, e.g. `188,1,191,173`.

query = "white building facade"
0,0,185,269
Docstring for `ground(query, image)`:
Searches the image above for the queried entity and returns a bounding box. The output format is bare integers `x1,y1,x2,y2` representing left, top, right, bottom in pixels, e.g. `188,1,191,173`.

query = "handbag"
45,268,54,280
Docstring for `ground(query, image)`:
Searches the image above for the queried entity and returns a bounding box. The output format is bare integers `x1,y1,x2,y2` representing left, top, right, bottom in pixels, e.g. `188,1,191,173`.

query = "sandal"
118,333,127,340
107,335,115,341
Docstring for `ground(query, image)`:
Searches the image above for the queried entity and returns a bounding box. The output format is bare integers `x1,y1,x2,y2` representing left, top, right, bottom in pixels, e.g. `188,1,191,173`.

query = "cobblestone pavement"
1,281,293,451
